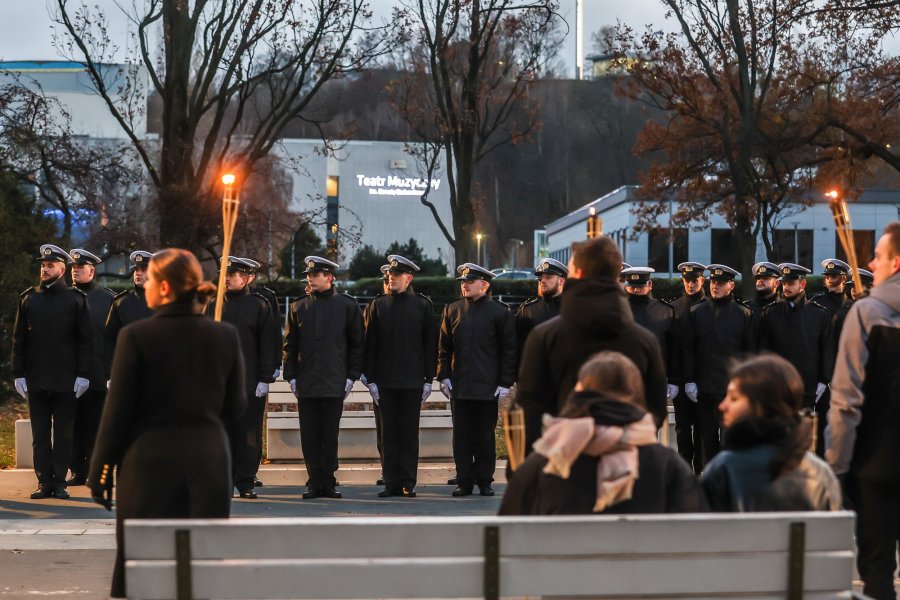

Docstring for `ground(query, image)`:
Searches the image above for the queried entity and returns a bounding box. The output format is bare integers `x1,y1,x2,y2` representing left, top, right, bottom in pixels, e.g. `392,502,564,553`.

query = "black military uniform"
364,255,437,497
515,259,568,367
104,251,155,378
622,267,675,375
363,263,391,486
206,257,277,497
241,257,284,376
745,262,783,318
438,263,516,496
12,245,93,498
811,259,850,318
282,256,364,498
682,264,754,467
759,263,834,455
668,262,707,473
832,268,874,344
68,249,116,485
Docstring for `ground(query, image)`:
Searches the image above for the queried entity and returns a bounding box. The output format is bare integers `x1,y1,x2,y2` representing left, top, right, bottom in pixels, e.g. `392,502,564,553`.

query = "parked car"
491,269,533,280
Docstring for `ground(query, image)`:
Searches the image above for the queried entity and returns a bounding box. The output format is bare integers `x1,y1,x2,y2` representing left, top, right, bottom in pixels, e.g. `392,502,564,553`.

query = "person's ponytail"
149,249,212,304
194,281,217,304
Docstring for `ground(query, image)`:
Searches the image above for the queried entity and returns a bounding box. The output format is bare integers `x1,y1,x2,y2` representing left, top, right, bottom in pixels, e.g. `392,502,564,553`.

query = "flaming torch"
827,189,865,298
214,173,240,322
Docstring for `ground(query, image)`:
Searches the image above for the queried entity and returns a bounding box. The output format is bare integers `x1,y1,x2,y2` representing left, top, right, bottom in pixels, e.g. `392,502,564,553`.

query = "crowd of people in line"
10,220,900,599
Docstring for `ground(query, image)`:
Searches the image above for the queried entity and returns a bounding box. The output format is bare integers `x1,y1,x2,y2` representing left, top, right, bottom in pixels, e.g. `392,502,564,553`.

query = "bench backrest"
125,512,855,600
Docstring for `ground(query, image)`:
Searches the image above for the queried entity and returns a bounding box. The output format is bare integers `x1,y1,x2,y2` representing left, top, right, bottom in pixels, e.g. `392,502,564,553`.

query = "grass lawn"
0,397,27,469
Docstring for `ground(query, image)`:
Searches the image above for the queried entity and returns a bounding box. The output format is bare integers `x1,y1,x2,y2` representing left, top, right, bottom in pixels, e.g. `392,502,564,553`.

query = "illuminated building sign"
356,174,442,196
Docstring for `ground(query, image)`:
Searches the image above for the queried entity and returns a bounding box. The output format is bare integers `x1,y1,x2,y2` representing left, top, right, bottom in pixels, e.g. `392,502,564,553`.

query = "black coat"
12,277,93,393
627,295,674,377
810,290,847,319
499,445,707,515
282,287,364,398
437,294,516,401
364,287,437,390
76,281,116,391
759,292,834,397
516,278,668,447
745,292,782,351
104,286,154,378
88,300,246,599
682,295,754,396
251,284,284,373
515,294,562,368
206,287,278,394
668,290,706,385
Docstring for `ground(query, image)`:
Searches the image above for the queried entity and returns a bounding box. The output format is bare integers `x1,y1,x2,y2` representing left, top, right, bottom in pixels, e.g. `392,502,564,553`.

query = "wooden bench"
124,512,856,599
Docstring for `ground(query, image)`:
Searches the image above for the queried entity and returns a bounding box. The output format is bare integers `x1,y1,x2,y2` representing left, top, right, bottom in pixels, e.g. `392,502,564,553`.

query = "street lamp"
214,172,240,322
509,238,523,269
476,233,484,265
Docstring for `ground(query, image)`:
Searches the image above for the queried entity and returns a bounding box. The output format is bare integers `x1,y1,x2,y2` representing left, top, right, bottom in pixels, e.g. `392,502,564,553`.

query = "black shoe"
53,488,71,499
30,487,52,499
322,488,342,499
376,478,386,486
253,477,264,488
377,488,399,498
478,485,495,497
452,485,473,497
239,488,258,499
447,477,458,486
66,476,86,486
400,487,417,498
302,488,322,499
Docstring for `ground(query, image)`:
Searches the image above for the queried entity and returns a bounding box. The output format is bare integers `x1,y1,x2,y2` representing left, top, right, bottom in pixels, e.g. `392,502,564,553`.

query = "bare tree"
389,0,562,263
52,0,400,250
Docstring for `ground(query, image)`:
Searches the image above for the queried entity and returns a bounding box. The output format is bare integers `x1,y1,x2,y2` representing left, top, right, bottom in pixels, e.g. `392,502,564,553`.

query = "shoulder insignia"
656,298,673,308
340,292,356,301
809,300,828,311
114,289,131,300
250,290,268,303
415,291,433,305
493,298,510,308
520,296,540,307
73,287,87,297
20,286,35,297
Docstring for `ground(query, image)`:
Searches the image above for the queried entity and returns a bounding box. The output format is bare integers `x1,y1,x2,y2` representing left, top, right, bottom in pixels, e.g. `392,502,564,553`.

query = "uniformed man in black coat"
515,258,567,368
683,264,754,467
206,257,277,498
438,263,516,497
745,261,782,318
811,258,850,318
621,267,678,400
241,257,283,375
517,238,668,456
363,264,392,487
283,256,364,499
832,268,873,344
668,262,707,473
104,250,155,380
759,263,834,455
67,249,115,486
12,244,93,499
365,255,437,497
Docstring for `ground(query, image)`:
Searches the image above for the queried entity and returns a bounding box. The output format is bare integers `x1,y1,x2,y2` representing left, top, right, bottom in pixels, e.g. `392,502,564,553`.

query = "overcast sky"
0,0,674,77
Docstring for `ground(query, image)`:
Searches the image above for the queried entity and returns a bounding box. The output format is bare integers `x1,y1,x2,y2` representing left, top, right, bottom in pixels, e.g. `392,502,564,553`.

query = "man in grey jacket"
826,221,900,600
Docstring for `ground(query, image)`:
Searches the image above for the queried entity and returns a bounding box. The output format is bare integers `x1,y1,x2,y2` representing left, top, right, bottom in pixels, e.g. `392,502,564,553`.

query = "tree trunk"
733,208,758,300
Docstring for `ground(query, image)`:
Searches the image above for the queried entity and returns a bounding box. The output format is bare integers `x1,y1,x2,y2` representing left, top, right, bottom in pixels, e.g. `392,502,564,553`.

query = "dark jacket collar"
787,291,808,308
75,280,97,293
226,286,250,299
153,300,202,317
560,277,632,333
312,287,336,299
563,389,647,426
40,276,67,292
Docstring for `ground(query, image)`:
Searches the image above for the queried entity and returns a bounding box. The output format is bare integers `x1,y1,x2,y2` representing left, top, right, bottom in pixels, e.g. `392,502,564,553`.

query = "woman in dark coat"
701,354,841,512
499,351,706,515
88,249,247,598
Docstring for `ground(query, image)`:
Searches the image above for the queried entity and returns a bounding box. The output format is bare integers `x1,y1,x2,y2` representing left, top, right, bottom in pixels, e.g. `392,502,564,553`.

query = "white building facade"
544,186,900,277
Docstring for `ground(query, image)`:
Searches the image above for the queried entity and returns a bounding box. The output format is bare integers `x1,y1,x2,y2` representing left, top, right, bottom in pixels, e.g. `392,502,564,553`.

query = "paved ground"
0,462,506,599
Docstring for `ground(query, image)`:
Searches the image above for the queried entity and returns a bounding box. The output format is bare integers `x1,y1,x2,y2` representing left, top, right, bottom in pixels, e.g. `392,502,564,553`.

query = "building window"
770,228,814,266
648,228,688,273
835,229,875,266
710,229,744,268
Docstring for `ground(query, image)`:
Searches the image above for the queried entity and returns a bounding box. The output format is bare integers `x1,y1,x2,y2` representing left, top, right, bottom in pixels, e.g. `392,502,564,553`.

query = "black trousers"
452,399,497,487
672,390,701,474
70,388,106,479
697,392,722,469
228,394,267,491
380,389,421,490
28,390,76,489
813,389,829,457
373,400,384,473
299,397,343,490
851,477,900,600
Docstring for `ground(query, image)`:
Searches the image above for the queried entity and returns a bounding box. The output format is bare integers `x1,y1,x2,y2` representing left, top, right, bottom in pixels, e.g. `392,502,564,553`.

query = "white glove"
14,378,28,399
685,382,699,403
272,369,281,380
106,380,110,390
74,377,90,398
666,384,679,402
344,378,354,400
422,382,432,405
439,378,452,399
815,382,828,403
495,386,510,400
367,383,380,406
359,374,368,385
289,379,297,395
255,382,269,398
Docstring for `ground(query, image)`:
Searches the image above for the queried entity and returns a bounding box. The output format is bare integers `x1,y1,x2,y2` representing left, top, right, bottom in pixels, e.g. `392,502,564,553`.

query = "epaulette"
73,287,87,297
250,290,269,303
416,291,433,305
258,285,276,295
114,289,131,300
341,292,357,301
493,298,510,308
20,286,35,297
520,296,540,307
656,297,673,308
809,300,829,311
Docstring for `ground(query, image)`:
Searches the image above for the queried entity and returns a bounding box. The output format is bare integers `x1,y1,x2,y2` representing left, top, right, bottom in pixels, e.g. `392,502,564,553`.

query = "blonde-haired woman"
88,249,247,598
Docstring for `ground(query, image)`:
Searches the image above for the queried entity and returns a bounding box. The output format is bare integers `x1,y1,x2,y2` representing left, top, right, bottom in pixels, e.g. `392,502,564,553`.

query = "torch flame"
222,173,236,186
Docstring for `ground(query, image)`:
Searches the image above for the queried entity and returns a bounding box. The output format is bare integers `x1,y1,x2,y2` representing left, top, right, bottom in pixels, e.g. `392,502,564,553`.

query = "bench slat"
125,513,854,561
